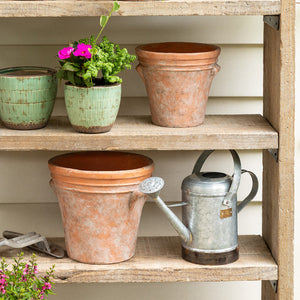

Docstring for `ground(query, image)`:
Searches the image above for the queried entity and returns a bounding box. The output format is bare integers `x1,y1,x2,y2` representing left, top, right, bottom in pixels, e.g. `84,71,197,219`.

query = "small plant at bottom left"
0,252,55,300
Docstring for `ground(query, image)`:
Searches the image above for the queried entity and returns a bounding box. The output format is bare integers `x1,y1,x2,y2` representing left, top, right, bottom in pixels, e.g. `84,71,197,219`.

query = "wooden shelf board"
0,0,280,17
0,115,278,151
1,236,278,283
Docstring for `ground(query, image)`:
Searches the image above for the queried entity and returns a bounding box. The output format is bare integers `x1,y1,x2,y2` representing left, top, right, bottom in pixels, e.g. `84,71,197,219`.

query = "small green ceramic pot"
0,66,57,130
64,82,121,134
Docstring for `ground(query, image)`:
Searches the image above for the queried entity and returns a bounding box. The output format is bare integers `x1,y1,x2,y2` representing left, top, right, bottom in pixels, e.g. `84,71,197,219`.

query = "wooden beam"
262,0,295,298
0,0,280,17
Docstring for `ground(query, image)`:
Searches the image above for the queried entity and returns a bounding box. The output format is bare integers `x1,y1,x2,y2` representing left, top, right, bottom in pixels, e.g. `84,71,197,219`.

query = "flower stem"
95,1,119,43
95,14,111,43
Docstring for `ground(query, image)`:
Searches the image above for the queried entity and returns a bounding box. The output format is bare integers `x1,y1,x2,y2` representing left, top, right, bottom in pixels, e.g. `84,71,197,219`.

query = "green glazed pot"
64,82,121,134
0,66,57,130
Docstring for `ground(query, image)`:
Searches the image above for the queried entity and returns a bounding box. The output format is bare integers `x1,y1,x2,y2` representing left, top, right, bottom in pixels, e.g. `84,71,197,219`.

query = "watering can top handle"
192,150,242,206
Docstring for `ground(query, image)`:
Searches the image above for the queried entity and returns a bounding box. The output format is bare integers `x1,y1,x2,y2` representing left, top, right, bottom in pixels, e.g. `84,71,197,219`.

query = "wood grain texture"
0,0,280,17
262,0,295,298
0,236,277,283
0,115,277,151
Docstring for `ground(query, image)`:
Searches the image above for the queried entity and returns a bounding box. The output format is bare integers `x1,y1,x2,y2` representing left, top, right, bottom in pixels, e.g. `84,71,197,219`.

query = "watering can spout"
139,177,192,244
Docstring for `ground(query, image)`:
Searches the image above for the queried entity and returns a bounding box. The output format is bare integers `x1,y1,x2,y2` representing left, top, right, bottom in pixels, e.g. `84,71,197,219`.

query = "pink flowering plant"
0,252,55,300
57,1,136,88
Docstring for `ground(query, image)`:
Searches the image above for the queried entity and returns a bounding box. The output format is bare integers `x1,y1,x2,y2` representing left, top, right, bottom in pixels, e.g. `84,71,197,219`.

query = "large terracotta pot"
136,42,221,127
48,151,154,264
0,66,57,130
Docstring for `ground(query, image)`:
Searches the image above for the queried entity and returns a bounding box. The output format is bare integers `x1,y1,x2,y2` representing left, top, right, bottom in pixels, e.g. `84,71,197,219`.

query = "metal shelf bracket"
269,280,278,293
264,15,280,30
268,149,279,162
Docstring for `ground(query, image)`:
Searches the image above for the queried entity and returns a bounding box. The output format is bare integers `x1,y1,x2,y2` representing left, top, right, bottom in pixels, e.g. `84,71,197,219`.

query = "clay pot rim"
65,81,121,90
0,66,57,78
135,42,221,59
48,151,154,178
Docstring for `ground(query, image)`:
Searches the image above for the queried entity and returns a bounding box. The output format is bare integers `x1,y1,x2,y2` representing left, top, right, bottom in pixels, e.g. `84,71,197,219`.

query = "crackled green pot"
0,66,57,130
64,82,121,134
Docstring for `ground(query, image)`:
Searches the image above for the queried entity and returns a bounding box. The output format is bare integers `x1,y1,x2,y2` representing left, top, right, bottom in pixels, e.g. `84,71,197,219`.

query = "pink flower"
73,43,92,59
23,264,29,275
0,274,7,287
58,47,74,60
42,282,52,290
0,274,7,281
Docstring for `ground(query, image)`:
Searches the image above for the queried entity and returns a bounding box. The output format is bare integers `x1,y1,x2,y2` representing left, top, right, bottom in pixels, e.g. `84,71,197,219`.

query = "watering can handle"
192,150,242,207
237,170,259,213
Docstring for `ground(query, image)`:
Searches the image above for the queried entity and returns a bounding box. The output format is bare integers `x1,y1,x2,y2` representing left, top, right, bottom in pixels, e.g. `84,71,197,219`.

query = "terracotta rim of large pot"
48,151,154,183
0,66,57,77
135,42,221,62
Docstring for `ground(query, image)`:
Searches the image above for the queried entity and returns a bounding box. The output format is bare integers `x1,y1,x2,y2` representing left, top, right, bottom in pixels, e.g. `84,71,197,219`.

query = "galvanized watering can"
139,150,258,265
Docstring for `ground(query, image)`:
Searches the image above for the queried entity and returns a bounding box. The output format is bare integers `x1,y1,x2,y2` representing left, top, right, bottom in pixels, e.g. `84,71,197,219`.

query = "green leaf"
62,62,80,72
84,80,94,88
113,1,120,12
74,76,85,86
105,75,122,84
67,72,76,85
56,69,65,80
100,15,108,27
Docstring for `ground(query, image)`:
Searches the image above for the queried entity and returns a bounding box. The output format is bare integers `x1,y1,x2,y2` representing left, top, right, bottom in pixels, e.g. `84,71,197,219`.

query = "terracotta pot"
64,82,121,134
135,42,221,127
0,66,57,130
48,151,154,264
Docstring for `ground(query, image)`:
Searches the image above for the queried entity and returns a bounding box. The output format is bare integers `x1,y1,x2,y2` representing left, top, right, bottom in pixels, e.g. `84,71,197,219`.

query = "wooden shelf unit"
1,236,278,283
0,0,295,299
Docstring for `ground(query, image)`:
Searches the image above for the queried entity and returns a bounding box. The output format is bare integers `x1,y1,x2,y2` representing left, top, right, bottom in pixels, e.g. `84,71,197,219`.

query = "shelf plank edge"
1,236,278,283
0,115,278,151
0,1,281,17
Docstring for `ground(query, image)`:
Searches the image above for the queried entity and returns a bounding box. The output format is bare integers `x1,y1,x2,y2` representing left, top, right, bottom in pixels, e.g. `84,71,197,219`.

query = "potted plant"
0,252,55,299
57,1,136,133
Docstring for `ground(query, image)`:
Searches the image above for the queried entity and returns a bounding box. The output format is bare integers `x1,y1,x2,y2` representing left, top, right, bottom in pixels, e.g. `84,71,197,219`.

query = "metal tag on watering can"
220,208,232,219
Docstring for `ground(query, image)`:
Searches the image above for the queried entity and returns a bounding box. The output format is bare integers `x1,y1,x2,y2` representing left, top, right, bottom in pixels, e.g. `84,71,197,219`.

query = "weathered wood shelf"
0,0,280,17
0,115,278,151
1,236,278,283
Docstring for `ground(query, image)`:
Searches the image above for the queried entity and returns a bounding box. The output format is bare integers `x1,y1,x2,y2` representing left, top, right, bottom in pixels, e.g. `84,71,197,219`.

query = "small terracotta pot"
135,42,221,127
48,151,154,264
